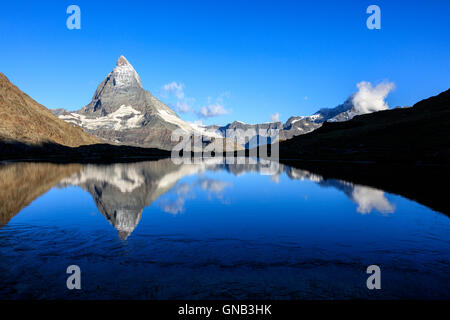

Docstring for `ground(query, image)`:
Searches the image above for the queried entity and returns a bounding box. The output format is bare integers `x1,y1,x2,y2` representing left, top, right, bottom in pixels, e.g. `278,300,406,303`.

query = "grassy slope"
0,73,98,147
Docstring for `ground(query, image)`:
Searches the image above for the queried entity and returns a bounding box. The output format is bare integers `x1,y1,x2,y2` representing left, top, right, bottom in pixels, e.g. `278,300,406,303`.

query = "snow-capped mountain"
279,97,357,139
54,56,389,150
56,56,219,150
235,82,394,143
206,95,366,143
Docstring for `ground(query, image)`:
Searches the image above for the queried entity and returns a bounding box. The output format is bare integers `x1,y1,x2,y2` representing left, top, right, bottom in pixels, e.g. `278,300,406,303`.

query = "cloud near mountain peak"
161,81,185,99
270,113,280,122
199,103,230,118
352,81,395,114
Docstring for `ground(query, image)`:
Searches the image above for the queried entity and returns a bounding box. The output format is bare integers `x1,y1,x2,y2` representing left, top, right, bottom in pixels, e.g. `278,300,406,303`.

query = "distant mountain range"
1,56,448,165
202,94,376,146
53,56,384,149
279,88,450,164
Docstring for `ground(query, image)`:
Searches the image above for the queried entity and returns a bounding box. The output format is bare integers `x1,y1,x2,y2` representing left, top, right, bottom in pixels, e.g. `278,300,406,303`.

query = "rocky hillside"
0,73,98,147
279,88,450,164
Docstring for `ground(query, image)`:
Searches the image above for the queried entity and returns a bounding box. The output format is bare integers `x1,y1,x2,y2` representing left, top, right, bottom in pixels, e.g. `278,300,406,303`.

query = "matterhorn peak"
117,55,131,67
66,55,198,150
112,55,142,88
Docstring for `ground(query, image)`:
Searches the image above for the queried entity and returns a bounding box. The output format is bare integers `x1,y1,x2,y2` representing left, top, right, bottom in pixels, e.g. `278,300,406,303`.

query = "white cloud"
270,113,280,122
161,83,231,118
199,103,229,118
159,178,231,214
198,93,231,118
199,178,230,194
352,81,395,114
351,185,395,214
161,81,185,99
159,182,195,215
176,100,192,113
270,174,280,184
161,82,195,113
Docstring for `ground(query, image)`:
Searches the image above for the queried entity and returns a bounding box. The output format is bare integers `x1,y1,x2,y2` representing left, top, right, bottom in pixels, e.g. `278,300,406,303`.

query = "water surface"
0,159,448,299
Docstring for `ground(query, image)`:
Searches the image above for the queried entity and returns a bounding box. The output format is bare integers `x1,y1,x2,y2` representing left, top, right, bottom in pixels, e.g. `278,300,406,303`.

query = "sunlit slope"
0,73,98,147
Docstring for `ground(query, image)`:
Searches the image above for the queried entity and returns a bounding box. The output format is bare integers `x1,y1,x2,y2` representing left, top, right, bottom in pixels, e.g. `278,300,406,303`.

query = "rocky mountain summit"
79,55,164,117
56,56,220,150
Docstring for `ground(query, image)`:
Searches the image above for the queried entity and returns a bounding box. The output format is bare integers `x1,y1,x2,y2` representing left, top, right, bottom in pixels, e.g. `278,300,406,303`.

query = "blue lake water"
0,159,449,299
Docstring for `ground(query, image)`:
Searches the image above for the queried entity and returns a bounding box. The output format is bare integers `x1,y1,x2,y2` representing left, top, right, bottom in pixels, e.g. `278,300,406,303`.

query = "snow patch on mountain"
188,122,223,139
157,109,194,133
60,105,144,131
156,109,224,139
113,55,142,88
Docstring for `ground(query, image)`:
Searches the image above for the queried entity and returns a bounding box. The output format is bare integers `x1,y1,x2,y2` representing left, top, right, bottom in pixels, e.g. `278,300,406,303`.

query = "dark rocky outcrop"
279,89,450,165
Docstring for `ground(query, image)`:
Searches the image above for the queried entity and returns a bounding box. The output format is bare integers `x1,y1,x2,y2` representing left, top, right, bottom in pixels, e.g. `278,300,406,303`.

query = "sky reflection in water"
0,159,448,299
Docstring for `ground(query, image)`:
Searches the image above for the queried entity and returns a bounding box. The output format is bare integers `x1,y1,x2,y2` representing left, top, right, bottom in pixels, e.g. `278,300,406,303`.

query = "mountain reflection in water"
0,159,398,239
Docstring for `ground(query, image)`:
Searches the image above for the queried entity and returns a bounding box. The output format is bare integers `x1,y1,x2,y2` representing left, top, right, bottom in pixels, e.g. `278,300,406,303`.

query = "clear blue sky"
0,0,449,125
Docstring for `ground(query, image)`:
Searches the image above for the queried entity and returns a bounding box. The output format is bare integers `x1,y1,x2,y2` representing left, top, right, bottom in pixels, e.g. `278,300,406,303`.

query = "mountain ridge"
0,72,98,147
278,88,450,164
55,56,385,150
203,94,370,143
56,56,223,150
